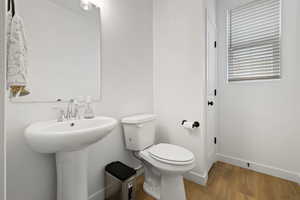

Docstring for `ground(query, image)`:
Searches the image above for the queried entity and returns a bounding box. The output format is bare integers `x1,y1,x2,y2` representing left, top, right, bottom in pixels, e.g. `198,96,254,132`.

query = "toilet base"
143,164,187,200
144,174,186,200
143,182,160,199
160,174,186,200
143,161,161,199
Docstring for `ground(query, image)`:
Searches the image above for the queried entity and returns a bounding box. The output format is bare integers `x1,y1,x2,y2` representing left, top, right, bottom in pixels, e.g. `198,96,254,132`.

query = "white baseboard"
184,171,208,186
217,153,299,184
88,188,105,200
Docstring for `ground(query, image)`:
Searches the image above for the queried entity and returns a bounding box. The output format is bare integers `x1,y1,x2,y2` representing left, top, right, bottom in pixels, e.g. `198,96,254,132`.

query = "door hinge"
214,89,217,96
214,41,217,48
214,137,217,144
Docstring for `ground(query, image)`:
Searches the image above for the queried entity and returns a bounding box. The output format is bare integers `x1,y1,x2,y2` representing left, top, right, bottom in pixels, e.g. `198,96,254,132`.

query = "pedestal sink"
25,116,117,200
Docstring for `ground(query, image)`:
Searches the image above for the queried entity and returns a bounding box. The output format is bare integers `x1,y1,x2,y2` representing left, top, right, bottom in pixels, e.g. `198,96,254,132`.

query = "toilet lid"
148,143,194,165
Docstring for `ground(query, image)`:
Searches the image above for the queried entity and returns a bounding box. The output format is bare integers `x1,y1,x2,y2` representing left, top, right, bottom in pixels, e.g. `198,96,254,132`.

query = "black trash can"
105,161,137,200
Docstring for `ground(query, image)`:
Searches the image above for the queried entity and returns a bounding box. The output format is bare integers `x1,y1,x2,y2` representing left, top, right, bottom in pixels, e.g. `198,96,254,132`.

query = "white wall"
6,0,153,200
217,0,300,182
153,0,209,184
0,0,6,199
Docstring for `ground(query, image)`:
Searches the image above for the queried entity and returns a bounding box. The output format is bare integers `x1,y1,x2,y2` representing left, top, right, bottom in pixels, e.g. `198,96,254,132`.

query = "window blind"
227,0,281,81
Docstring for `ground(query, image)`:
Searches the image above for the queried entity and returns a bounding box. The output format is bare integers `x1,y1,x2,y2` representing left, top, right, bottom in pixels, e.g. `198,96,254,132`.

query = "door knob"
208,101,214,106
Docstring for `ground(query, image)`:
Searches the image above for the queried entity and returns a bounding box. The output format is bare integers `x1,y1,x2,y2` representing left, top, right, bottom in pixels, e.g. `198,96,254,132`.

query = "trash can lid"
105,161,136,181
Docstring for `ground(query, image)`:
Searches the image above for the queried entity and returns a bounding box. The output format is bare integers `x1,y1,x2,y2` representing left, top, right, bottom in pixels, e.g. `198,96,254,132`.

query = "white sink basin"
25,116,117,153
24,116,118,200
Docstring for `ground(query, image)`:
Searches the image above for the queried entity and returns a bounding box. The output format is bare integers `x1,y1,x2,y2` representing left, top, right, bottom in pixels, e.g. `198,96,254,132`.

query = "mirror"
11,0,101,102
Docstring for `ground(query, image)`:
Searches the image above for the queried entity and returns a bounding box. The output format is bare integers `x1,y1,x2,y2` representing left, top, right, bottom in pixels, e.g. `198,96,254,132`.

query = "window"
227,0,281,82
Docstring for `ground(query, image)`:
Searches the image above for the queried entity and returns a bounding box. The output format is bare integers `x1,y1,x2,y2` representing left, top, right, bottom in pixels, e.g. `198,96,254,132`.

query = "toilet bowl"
121,114,195,200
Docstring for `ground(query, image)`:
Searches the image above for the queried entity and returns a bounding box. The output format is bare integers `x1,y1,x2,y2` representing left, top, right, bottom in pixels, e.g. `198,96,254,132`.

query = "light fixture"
80,0,102,11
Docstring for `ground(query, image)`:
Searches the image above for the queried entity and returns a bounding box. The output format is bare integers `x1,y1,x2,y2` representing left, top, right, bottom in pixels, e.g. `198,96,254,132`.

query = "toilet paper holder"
181,120,200,128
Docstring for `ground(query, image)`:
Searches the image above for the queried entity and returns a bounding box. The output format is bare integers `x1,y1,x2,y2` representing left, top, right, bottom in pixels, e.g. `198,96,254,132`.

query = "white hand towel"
7,13,28,89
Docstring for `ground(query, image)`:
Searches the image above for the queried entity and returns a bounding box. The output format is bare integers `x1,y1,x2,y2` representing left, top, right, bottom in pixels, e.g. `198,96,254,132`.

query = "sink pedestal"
25,117,118,200
56,149,88,200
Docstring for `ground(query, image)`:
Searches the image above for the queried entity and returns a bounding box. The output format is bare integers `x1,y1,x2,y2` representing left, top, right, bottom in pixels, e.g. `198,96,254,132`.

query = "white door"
206,16,217,171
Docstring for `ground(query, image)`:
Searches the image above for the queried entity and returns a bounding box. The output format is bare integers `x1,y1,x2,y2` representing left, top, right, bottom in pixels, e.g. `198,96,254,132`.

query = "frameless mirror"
11,0,101,102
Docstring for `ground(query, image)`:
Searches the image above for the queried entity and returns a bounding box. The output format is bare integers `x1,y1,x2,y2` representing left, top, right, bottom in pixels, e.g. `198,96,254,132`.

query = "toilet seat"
148,143,194,165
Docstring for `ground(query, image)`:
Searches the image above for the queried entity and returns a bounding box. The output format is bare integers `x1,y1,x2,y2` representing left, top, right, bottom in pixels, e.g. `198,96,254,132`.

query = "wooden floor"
136,162,300,200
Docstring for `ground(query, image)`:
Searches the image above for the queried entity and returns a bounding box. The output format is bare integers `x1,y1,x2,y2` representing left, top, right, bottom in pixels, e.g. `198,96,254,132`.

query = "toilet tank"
121,114,156,151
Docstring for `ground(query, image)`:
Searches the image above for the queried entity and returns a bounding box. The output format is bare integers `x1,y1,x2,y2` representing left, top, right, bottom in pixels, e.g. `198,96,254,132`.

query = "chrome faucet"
57,109,66,122
53,99,85,122
66,99,75,120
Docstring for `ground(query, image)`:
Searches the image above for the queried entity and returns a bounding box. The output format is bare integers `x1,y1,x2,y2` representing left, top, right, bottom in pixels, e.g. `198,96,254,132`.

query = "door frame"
205,10,218,173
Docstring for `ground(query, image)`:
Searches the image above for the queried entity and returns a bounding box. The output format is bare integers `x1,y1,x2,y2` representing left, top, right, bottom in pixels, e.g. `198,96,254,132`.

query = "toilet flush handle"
137,124,144,128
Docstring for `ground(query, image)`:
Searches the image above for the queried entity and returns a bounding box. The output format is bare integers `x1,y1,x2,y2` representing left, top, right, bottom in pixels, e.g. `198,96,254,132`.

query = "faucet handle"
76,96,86,107
52,106,66,122
74,98,87,110
75,101,86,108
73,100,85,119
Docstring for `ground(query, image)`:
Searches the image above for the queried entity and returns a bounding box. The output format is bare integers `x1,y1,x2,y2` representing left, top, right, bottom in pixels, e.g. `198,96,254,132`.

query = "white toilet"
121,114,195,200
